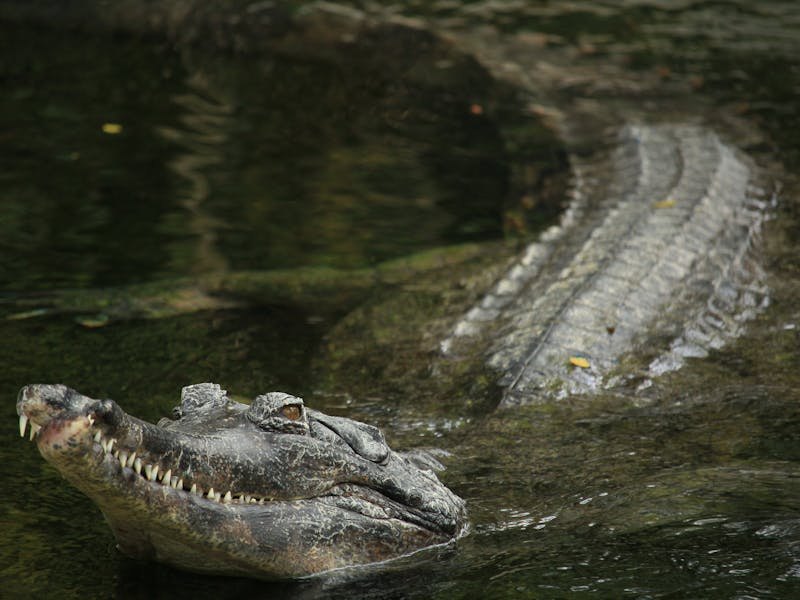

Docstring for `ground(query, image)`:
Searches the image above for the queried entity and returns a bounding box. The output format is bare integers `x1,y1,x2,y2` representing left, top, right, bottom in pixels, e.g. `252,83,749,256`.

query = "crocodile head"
16,383,466,579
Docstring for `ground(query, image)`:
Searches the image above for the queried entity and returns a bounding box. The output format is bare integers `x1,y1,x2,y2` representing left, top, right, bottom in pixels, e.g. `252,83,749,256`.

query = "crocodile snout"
17,384,102,438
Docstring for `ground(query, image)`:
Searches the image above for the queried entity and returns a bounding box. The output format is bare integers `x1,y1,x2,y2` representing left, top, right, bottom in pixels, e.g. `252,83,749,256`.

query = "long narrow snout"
16,383,467,579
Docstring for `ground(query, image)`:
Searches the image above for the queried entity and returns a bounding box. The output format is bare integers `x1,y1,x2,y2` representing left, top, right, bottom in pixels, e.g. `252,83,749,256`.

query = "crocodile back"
443,124,771,404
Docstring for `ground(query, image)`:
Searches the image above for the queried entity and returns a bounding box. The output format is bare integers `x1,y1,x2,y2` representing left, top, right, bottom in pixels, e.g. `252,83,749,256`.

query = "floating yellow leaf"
569,355,590,368
102,123,123,135
653,198,676,209
77,314,110,328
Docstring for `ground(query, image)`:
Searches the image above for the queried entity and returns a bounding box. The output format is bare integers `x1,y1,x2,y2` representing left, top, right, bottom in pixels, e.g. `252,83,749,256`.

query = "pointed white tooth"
172,477,181,489
30,423,41,440
87,415,95,426
162,470,172,486
134,458,142,475
258,498,264,505
215,492,221,502
144,464,152,479
113,450,119,459
244,495,251,503
249,498,257,504
107,439,115,453
19,415,28,438
126,452,136,468
100,439,108,452
190,483,197,495
149,465,159,482
207,487,215,500
94,431,102,443
119,451,128,469
223,491,232,503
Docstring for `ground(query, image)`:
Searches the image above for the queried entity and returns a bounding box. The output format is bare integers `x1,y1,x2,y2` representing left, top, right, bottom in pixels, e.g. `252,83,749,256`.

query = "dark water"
1,1,800,598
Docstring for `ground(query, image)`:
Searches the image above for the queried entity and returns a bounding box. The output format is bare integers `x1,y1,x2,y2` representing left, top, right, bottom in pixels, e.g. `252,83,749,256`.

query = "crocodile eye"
282,405,301,420
247,392,309,434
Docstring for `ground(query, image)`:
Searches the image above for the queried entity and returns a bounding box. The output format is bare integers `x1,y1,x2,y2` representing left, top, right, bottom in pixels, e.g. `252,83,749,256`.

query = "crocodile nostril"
17,385,34,406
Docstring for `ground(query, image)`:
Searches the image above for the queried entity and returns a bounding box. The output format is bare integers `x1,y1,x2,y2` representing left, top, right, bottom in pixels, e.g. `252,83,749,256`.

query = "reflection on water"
1,1,800,598
156,71,234,274
0,16,529,290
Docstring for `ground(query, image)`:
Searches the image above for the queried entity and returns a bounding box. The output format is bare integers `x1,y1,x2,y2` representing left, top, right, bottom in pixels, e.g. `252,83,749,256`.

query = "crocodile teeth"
16,411,250,504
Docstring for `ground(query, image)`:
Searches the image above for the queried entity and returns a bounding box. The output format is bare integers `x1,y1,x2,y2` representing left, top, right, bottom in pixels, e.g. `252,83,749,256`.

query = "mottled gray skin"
16,383,466,579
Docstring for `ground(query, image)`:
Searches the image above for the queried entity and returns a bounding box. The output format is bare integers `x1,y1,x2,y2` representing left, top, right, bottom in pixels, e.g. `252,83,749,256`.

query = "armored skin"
16,383,466,579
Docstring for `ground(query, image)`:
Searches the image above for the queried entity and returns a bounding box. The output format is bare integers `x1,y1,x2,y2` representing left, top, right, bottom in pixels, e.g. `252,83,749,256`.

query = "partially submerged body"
442,124,770,403
7,0,779,584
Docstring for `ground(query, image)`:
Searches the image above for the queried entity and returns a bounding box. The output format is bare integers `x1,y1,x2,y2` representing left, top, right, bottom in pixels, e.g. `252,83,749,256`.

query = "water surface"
1,1,799,598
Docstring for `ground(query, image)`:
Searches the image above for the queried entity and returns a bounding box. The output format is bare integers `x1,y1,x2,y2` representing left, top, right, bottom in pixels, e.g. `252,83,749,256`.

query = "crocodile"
16,382,466,579
8,0,775,583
